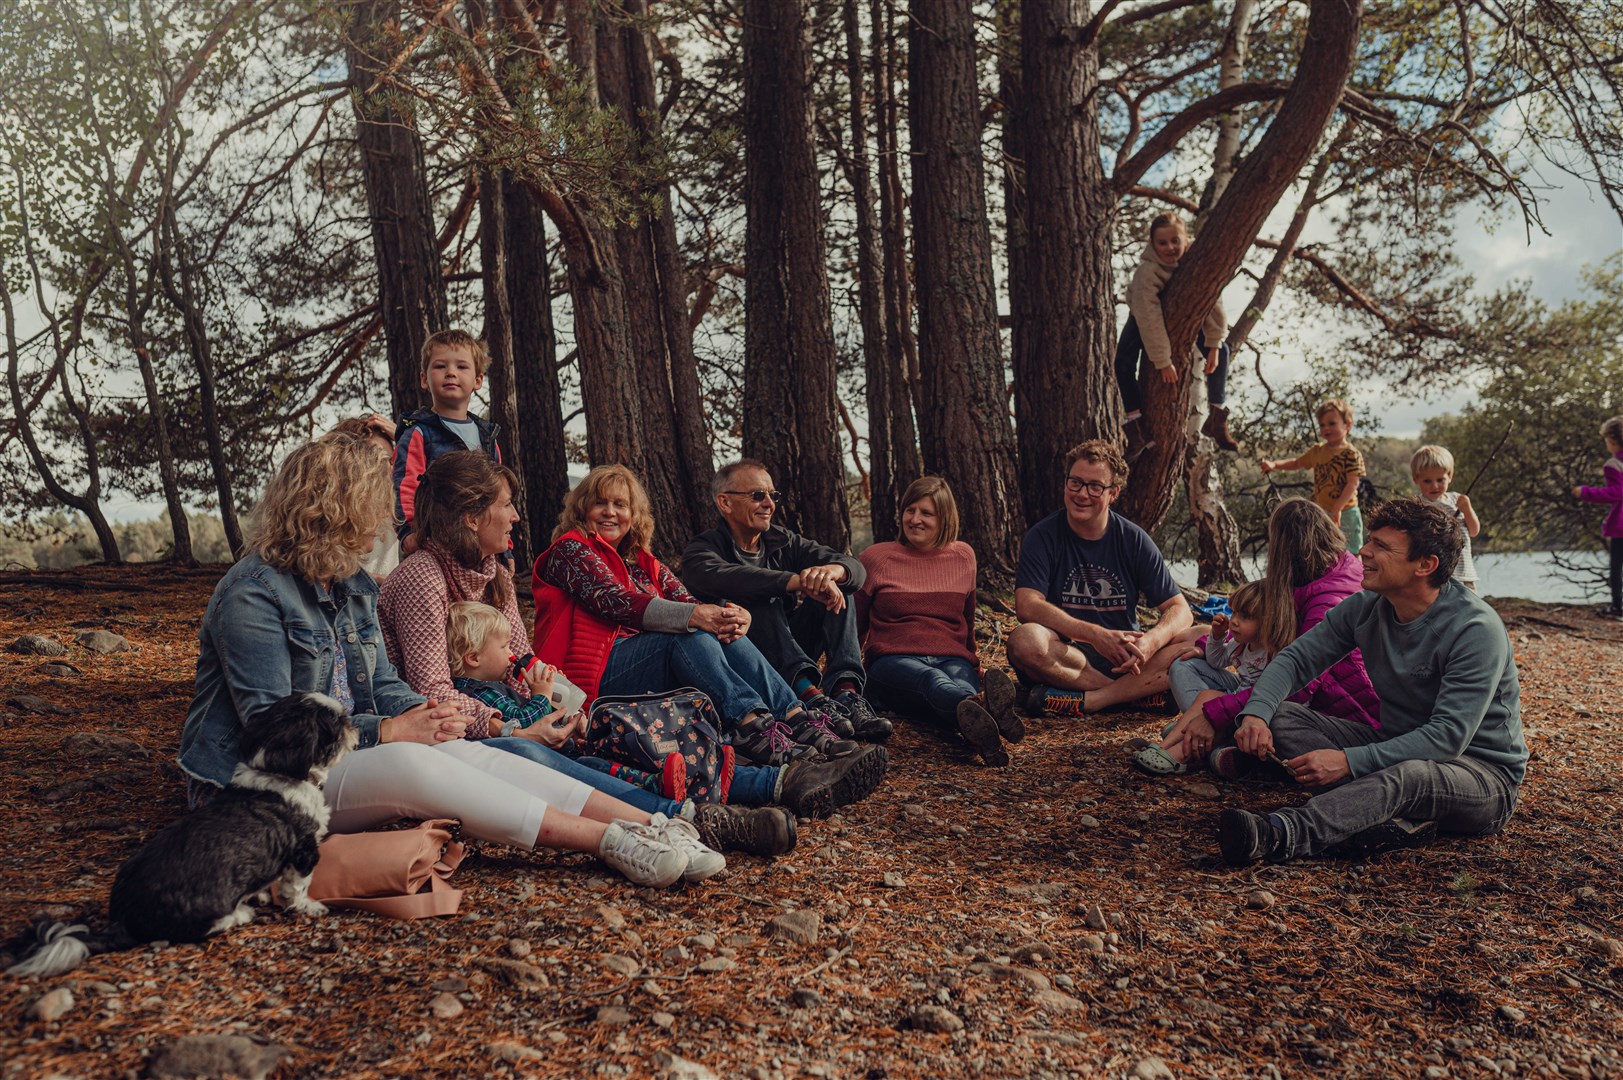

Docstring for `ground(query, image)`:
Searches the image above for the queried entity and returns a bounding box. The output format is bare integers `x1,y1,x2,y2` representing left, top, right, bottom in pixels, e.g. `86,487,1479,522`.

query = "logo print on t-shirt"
1061,564,1129,614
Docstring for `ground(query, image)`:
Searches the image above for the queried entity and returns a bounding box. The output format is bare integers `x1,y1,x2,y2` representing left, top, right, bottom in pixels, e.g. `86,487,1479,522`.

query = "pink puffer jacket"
1204,551,1381,731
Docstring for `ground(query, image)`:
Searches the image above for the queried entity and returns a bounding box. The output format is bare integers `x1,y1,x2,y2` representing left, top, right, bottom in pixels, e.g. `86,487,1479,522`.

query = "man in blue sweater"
1219,497,1527,865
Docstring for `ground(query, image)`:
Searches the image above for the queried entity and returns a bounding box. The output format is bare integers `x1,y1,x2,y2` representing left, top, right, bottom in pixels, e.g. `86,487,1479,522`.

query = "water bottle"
551,672,588,717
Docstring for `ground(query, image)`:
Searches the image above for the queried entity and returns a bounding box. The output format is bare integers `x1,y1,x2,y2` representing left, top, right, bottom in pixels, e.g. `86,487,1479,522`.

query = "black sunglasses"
722,489,783,503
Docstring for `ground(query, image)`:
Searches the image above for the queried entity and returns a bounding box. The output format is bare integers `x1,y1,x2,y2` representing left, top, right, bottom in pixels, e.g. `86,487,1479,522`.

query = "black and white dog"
7,692,356,978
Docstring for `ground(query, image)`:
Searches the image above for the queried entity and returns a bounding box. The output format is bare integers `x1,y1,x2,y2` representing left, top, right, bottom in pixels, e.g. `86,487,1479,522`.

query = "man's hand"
1286,749,1350,787
1234,714,1274,758
789,564,847,612
1094,628,1147,674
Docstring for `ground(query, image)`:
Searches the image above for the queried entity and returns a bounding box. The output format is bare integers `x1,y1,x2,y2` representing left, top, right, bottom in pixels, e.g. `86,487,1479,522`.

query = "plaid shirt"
451,676,555,730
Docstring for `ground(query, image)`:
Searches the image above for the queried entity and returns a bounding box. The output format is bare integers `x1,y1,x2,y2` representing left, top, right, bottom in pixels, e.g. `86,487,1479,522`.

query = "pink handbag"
304,819,467,919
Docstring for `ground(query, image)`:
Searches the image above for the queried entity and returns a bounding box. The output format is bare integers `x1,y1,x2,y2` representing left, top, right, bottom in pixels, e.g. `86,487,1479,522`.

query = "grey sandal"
1131,745,1190,776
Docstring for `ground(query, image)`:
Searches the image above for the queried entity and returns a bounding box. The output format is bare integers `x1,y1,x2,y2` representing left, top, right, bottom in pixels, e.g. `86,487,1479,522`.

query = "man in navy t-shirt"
1006,439,1193,716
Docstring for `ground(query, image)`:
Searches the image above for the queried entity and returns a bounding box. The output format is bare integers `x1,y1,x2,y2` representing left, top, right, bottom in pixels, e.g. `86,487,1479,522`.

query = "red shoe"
660,752,688,802
717,745,735,804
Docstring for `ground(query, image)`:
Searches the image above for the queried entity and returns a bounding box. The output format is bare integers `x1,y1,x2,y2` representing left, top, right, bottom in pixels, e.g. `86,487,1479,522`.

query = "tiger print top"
1296,441,1366,515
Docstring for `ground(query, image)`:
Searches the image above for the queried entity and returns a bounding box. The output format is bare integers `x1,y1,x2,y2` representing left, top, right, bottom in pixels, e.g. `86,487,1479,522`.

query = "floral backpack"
582,687,728,803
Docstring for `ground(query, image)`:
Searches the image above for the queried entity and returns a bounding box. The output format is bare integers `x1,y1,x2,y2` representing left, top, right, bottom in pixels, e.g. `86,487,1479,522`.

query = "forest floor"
0,565,1620,1080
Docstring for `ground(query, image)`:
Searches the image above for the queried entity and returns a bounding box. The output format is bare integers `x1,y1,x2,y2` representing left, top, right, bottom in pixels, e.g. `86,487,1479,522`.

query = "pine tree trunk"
1015,0,1117,527
742,0,851,550
478,169,529,567
907,0,1024,577
1119,0,1362,534
347,0,446,420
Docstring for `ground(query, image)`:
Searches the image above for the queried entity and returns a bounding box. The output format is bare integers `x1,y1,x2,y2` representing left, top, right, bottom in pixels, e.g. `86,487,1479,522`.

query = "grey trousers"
1268,702,1519,859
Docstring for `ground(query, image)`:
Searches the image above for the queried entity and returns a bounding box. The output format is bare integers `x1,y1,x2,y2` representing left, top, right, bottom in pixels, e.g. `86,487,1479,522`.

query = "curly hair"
246,432,393,584
553,464,654,555
1257,499,1346,653
414,452,520,608
1064,438,1129,487
446,601,512,677
1368,497,1462,587
898,476,960,548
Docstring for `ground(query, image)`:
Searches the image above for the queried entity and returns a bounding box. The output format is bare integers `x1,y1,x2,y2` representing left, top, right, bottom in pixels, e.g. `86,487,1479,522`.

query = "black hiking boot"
777,744,889,818
955,698,1009,767
980,667,1025,744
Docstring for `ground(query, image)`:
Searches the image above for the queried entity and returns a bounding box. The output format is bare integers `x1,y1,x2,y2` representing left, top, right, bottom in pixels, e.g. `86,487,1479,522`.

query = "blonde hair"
1410,444,1455,477
421,329,492,379
553,465,655,555
1257,499,1345,654
1316,399,1354,427
1148,212,1189,243
446,601,512,677
1227,580,1290,658
898,476,960,548
1601,416,1623,445
247,432,393,584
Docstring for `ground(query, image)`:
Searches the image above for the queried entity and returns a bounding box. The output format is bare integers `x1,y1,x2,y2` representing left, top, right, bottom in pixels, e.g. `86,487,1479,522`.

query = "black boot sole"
1218,808,1269,867
981,668,1025,744
956,699,1009,767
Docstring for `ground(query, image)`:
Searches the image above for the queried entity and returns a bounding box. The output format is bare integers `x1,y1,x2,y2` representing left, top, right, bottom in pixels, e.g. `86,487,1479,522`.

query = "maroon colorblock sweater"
856,540,978,664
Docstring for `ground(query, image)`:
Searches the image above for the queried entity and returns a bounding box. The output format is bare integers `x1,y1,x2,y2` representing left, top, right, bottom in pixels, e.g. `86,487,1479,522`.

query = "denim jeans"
1168,656,1241,712
867,654,979,726
600,630,800,726
744,594,866,691
487,737,780,810
1266,702,1519,859
1113,315,1230,414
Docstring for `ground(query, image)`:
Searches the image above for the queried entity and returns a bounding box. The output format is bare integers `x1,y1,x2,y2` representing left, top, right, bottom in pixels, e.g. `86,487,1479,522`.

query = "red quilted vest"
530,529,668,703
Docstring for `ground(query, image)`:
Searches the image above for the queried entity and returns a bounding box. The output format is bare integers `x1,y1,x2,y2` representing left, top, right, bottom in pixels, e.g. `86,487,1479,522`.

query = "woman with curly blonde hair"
532,465,890,817
180,435,727,888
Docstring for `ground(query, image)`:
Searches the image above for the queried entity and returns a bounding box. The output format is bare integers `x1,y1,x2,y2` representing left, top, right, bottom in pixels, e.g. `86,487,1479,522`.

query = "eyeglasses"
723,489,783,503
1064,476,1117,497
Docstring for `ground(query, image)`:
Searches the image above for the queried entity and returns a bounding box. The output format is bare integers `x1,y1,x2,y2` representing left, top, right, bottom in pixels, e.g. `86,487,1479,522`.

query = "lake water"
1167,550,1609,606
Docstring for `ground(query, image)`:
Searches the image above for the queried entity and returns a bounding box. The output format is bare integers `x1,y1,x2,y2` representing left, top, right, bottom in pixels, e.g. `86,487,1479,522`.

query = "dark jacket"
681,524,864,607
391,408,504,542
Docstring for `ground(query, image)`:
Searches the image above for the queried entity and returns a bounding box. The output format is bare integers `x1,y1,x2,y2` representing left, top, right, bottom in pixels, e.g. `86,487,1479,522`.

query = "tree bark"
1014,0,1117,527
908,0,1024,576
346,0,447,420
478,168,530,567
1119,0,1364,534
742,0,851,550
874,0,924,482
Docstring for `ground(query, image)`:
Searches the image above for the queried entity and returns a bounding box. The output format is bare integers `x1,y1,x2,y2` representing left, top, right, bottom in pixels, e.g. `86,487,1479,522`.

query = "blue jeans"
867,654,979,726
601,630,800,726
1168,657,1241,712
487,738,779,809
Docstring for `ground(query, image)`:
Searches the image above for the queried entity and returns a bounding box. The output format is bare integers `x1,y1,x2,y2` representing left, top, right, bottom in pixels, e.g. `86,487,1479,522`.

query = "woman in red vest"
533,466,889,815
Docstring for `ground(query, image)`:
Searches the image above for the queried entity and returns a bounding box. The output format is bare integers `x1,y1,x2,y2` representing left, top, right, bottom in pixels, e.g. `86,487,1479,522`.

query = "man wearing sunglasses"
1005,439,1194,717
682,460,892,744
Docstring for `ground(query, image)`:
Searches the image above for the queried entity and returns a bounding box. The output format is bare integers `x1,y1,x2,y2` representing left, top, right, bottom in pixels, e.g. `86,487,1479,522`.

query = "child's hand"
525,662,557,700
1210,612,1230,638
1574,485,1584,498
1159,365,1179,384
1258,459,1275,475
1203,347,1219,375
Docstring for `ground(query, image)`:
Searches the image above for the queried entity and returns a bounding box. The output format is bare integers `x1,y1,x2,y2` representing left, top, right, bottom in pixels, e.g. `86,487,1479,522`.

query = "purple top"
1578,452,1623,539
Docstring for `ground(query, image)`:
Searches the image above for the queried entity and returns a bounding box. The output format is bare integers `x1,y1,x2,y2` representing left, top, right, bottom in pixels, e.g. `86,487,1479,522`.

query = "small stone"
882,871,906,888
655,1052,720,1080
1083,904,1108,930
652,1010,676,1029
1011,940,1055,964
1574,886,1597,903
597,1005,633,1025
506,938,532,959
602,954,641,976
430,977,468,993
429,992,464,1019
791,988,822,1008
1595,937,1623,961
765,910,823,946
1188,782,1222,799
475,957,551,993
1078,815,1101,829
695,956,737,974
149,1035,286,1079
6,694,70,716
28,987,75,1022
909,1004,964,1033
1131,1057,1175,1080
1424,1068,1448,1079
597,904,626,930
1079,934,1105,953
662,945,692,965
75,629,131,654
488,1041,544,1063
1498,1005,1527,1024
687,932,716,950
8,634,66,656
1246,889,1277,911
949,824,969,837
1033,989,1085,1013
903,803,928,818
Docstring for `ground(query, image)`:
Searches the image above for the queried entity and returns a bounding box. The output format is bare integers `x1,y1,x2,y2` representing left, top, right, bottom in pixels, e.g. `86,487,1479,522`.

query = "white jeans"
323,741,594,849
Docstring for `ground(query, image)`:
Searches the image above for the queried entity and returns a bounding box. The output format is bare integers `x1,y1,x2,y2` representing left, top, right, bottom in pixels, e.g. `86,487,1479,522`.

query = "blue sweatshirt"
1240,581,1527,784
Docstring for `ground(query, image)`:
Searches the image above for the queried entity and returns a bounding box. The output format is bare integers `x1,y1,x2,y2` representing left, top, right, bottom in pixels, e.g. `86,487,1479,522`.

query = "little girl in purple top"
1574,415,1623,617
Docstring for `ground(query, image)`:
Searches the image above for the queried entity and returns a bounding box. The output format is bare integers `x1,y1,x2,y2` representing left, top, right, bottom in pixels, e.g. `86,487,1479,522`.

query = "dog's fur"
7,693,356,978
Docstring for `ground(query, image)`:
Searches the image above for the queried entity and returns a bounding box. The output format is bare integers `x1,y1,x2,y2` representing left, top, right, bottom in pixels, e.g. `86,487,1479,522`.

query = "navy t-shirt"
1015,510,1179,633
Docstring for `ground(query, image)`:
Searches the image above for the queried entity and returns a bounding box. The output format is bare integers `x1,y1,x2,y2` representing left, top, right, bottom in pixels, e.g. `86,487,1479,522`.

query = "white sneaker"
651,813,726,883
598,821,687,887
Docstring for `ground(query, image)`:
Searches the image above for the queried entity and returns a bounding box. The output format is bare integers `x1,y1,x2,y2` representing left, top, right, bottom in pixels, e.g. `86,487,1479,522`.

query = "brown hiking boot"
1123,418,1155,464
777,744,889,818
956,698,1009,767
980,668,1025,744
1201,405,1239,451
693,803,797,857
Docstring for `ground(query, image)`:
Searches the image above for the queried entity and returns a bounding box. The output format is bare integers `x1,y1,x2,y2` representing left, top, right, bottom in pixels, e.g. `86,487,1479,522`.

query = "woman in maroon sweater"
856,477,1022,766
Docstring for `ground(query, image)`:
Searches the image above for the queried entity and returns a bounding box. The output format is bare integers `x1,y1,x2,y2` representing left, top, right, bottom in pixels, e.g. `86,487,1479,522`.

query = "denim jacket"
178,553,424,788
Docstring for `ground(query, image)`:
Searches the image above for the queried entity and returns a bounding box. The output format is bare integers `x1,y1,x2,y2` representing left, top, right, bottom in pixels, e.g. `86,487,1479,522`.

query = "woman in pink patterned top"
856,477,1022,766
